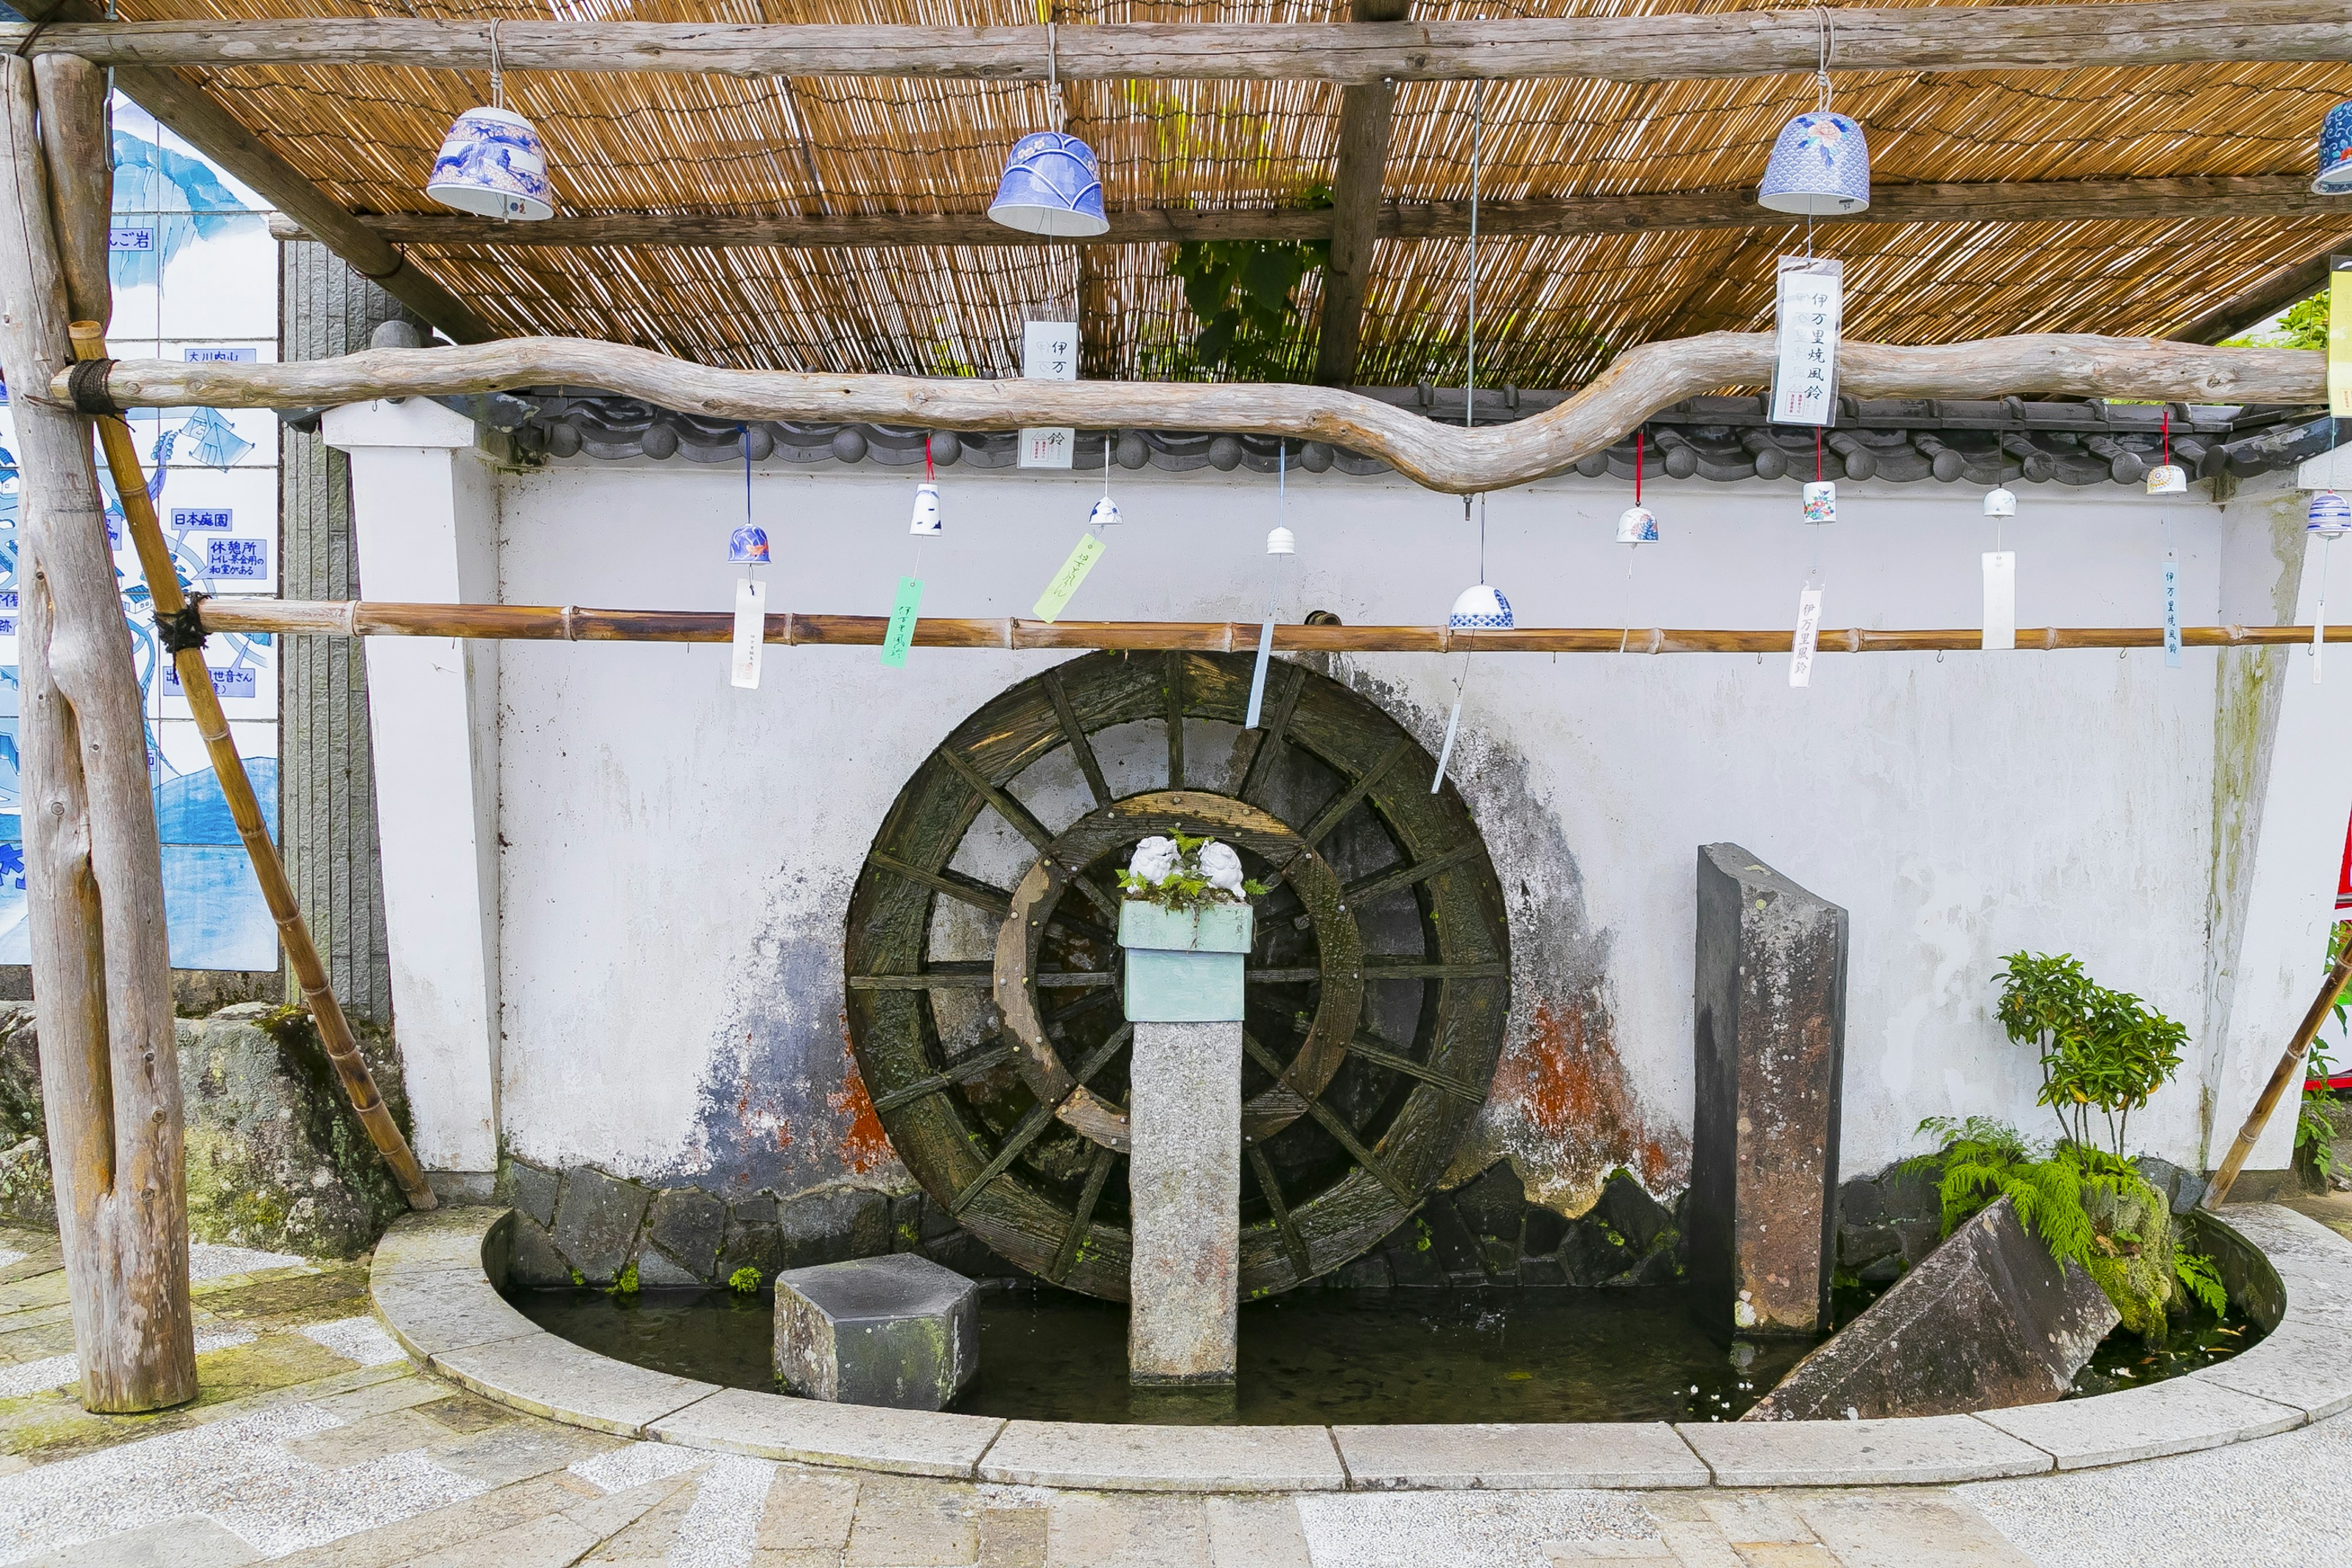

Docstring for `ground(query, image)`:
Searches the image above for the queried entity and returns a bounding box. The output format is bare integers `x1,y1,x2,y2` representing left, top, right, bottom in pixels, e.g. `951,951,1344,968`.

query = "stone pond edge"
366,1201,2352,1493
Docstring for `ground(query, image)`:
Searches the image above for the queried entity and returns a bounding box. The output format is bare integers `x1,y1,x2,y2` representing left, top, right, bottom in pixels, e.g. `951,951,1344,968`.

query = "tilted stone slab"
1973,1372,2304,1468
432,1333,719,1437
979,1421,1349,1491
1744,1195,2117,1421
1677,1414,2054,1486
1333,1422,1708,1489
774,1253,976,1411
650,1385,1003,1479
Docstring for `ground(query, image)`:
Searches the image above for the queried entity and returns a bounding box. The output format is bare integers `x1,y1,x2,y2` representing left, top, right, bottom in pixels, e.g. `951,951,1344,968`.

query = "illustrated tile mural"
0,97,279,970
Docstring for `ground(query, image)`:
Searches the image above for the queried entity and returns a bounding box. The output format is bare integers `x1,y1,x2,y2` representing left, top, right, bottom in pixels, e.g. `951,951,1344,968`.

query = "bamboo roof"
111,0,2352,383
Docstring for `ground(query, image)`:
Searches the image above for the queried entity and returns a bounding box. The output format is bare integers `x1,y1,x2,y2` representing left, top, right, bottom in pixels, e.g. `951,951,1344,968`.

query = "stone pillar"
321,397,502,1188
1127,1020,1242,1383
1690,843,1847,1338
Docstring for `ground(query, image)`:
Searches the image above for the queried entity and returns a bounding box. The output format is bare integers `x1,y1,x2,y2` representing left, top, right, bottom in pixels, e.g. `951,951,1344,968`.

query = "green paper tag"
881,576,924,668
1033,532,1106,623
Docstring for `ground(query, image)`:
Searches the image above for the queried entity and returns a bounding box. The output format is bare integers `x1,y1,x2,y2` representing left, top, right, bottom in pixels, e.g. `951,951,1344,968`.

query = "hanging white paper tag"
2163,552,2182,668
729,578,766,689
1981,551,2016,651
1770,257,1843,428
1245,613,1276,729
1020,320,1080,470
1790,586,1824,687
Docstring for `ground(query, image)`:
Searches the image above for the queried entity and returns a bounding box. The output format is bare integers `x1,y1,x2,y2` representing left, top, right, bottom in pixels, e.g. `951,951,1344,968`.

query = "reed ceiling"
107,0,2352,384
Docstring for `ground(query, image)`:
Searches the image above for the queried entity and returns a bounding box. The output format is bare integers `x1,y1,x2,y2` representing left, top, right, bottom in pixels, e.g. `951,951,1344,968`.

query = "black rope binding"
158,594,210,655
64,358,121,418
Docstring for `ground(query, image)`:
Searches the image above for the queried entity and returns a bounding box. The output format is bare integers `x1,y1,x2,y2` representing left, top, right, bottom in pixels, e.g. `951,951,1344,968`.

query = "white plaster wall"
478,450,2293,1204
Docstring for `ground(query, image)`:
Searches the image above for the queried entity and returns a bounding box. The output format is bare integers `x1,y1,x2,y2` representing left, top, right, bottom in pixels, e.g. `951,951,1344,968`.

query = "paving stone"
1744,1196,2117,1422
1204,1496,1313,1568
631,1248,701,1287
1547,1544,1672,1564
373,1267,540,1359
503,1161,562,1231
720,1198,785,1284
843,1475,979,1567
433,1333,718,1437
1045,1493,1211,1568
2192,1316,2352,1422
650,1384,1003,1478
581,1477,698,1562
979,1420,1346,1491
1793,1492,2037,1566
1333,1422,1708,1489
756,1467,861,1553
416,1392,516,1434
1696,1494,1814,1544
778,1185,895,1270
23,1517,261,1567
431,1417,625,1486
307,1368,456,1425
265,1472,606,1568
1972,1373,2304,1468
647,1186,729,1280
1654,1520,1747,1568
505,1213,575,1288
551,1169,655,1286
774,1253,978,1411
1676,1414,2054,1486
978,1504,1049,1568
372,1207,503,1276
283,1406,448,1469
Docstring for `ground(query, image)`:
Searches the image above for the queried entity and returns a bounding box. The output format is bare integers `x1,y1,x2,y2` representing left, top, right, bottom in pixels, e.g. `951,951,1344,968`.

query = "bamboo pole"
1,5,2348,82
192,599,2352,655
56,333,2321,498
2203,938,2352,1208
67,327,436,1213
0,53,195,1412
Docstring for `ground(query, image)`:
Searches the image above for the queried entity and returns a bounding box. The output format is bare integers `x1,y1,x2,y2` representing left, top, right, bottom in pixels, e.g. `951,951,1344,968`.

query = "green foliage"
2174,1251,2227,1315
2223,292,2328,352
1994,952,2187,1157
1152,186,1330,382
609,1262,639,1296
2299,925,2350,1186
728,1265,761,1294
1116,831,1269,911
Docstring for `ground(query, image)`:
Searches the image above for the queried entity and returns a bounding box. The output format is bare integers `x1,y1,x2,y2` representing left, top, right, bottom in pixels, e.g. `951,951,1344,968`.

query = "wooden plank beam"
1313,0,1410,386
64,331,2320,496
12,1,492,344
5,5,2350,83
271,174,2341,252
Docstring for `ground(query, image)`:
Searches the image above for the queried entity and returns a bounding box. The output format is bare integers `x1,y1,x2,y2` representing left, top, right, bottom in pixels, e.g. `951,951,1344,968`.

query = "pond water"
507,1280,2262,1425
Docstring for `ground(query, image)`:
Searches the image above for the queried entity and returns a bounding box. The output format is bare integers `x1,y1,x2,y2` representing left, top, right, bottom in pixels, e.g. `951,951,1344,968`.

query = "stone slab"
372,1268,539,1359
2193,1316,2352,1423
979,1420,1348,1492
1744,1196,2117,1421
1972,1372,2304,1468
1676,1415,2053,1486
774,1252,977,1410
372,1205,505,1276
1333,1422,1709,1489
1128,1019,1242,1384
431,1332,718,1437
649,1384,1001,1479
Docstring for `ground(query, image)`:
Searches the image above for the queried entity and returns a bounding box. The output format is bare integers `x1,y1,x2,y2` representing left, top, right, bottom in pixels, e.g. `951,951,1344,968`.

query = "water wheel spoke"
1047,1142,1119,1283
1340,841,1483,907
1036,970,1118,989
1246,966,1325,985
1349,1029,1486,1104
1047,984,1121,1028
1164,650,1186,789
873,1037,1021,1114
848,961,993,990
867,850,1011,918
1042,666,1112,809
1248,1143,1313,1278
948,1098,1066,1215
938,745,1121,921
1298,736,1411,850
1361,959,1508,981
1235,662,1304,804
1241,1031,1414,1205
1069,1023,1134,1087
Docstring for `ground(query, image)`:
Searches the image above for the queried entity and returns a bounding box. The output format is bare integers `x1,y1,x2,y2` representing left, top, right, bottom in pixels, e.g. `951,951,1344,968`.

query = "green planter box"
1119,900,1254,1023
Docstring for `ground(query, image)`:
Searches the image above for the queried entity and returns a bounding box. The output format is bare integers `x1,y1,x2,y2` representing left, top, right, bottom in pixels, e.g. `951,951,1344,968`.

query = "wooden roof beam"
1313,0,1409,386
13,1,494,344
276,175,2342,252
2176,242,2350,343
4,4,2350,83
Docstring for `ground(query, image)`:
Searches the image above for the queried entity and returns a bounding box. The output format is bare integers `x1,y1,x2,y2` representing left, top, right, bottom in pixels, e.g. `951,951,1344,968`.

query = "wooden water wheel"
845,650,1510,1300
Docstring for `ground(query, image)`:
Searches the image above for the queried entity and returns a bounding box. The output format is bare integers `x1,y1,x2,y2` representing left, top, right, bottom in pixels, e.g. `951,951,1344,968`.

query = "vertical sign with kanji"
1020,320,1079,469
2331,257,2352,420
1770,257,1844,428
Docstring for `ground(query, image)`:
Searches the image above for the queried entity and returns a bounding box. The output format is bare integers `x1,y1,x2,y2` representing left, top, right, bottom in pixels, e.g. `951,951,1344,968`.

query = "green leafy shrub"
1995,952,2186,1158
728,1266,761,1294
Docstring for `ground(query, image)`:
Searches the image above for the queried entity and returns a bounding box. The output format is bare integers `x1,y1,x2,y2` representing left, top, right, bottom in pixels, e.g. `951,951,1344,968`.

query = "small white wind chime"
883,438,944,668
728,434,771,690
1246,443,1295,730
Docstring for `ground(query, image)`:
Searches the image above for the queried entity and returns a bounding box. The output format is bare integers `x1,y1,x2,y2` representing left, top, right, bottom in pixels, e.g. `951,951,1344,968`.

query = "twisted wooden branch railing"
197,600,2352,655
61,333,2321,496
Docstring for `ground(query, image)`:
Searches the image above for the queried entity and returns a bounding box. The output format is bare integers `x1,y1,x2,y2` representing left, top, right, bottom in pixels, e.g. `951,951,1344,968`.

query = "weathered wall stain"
829,1032,894,1176
1479,1000,1689,1215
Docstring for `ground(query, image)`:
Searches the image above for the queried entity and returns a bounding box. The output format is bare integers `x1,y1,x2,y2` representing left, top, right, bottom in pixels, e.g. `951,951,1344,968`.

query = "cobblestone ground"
0,1221,2339,1567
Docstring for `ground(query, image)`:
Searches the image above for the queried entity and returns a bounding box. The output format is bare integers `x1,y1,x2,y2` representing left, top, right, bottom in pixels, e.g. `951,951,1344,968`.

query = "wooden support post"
0,53,197,1412
2204,937,2352,1207
69,318,437,1212
1312,0,1408,386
